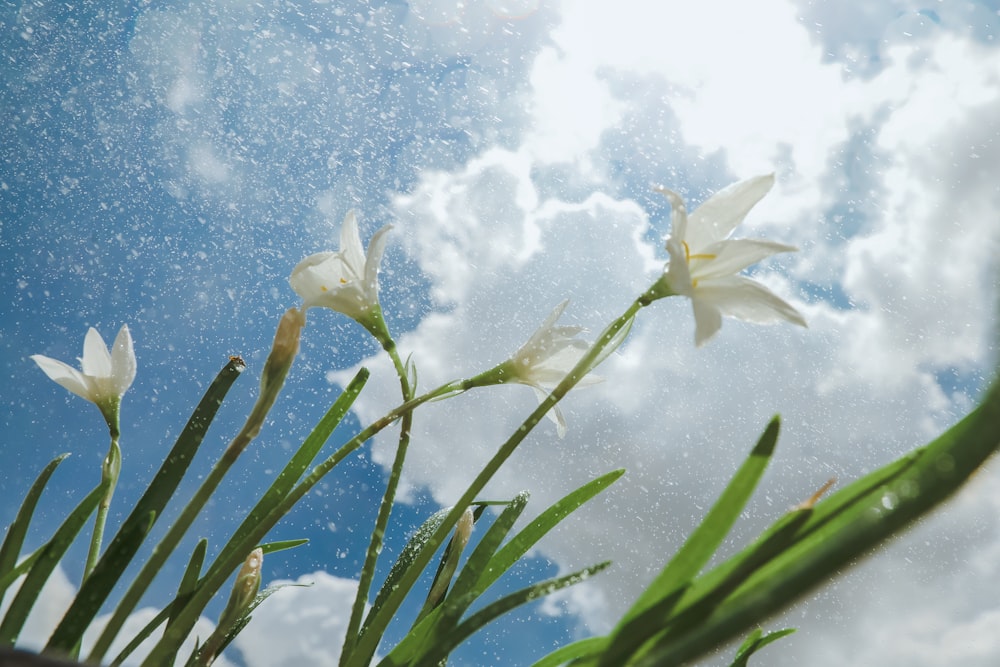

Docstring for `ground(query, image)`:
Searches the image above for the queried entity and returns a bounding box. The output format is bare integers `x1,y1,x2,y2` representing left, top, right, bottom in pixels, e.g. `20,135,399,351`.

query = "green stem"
84,428,122,580
146,292,643,665
144,372,470,665
89,315,298,663
345,296,647,666
341,337,414,664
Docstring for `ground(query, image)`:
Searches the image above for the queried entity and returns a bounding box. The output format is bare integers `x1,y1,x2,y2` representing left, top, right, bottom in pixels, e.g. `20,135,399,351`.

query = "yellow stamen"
339,277,348,284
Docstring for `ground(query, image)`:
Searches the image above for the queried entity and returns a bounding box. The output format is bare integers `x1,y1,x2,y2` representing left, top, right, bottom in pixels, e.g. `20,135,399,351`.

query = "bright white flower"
31,325,137,411
289,211,393,326
658,174,807,347
505,300,601,437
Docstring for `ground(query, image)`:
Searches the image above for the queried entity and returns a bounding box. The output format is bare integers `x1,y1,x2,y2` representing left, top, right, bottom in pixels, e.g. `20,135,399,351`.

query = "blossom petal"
530,386,567,438
289,251,339,306
30,354,94,401
664,238,694,297
363,223,394,297
338,211,366,279
692,239,798,281
686,174,774,251
655,187,690,246
691,299,724,347
696,275,807,328
110,325,137,396
81,327,113,377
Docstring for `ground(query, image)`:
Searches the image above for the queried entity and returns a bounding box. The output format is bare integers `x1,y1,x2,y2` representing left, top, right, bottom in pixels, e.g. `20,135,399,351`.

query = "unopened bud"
260,307,306,398
219,548,263,630
229,309,306,456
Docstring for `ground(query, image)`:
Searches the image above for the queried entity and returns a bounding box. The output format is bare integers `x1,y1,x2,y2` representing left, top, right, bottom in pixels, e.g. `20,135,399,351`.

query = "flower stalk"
91,310,303,664
30,325,136,581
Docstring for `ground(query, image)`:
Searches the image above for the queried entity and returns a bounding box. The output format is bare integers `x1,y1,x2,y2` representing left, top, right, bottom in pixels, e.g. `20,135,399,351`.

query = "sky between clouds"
4,0,1000,665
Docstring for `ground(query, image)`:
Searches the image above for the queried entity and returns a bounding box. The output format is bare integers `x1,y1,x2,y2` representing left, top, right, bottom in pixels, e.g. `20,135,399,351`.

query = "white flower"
31,325,137,411
505,300,601,437
658,174,807,347
289,211,393,325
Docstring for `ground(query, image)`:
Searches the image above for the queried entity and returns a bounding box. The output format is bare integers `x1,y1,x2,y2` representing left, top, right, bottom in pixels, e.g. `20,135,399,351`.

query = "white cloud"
233,571,359,667
16,0,994,664
322,2,1000,665
0,566,233,666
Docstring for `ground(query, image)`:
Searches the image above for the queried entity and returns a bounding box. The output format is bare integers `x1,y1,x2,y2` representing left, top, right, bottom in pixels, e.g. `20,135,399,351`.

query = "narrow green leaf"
144,373,374,667
406,494,529,663
207,582,305,662
635,378,1000,666
160,539,210,667
177,540,208,603
259,539,309,555
206,368,367,585
604,508,811,666
342,356,415,667
362,506,451,639
441,493,528,613
1,480,107,646
728,628,795,667
48,358,245,655
0,551,44,596
481,470,625,600
110,600,177,667
111,368,367,667
624,418,779,625
409,561,612,667
0,454,69,604
529,636,608,667
381,471,629,667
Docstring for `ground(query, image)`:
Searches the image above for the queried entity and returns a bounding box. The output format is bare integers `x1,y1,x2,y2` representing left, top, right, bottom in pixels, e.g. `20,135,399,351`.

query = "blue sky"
3,0,1000,665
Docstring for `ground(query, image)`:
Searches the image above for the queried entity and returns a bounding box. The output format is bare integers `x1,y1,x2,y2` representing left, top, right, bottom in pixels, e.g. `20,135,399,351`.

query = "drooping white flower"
503,300,601,437
31,325,137,413
657,174,807,347
289,211,393,328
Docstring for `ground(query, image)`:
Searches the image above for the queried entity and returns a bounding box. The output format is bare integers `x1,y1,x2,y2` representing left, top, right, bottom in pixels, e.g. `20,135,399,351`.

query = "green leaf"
481,469,625,599
362,506,452,640
626,418,779,623
50,358,245,657
728,628,795,667
590,421,778,666
408,561,612,667
259,539,309,555
613,508,812,667
219,582,308,654
0,454,69,605
0,551,44,597
205,368,368,587
529,637,609,667
633,378,1000,666
1,479,108,646
404,494,529,663
142,372,371,667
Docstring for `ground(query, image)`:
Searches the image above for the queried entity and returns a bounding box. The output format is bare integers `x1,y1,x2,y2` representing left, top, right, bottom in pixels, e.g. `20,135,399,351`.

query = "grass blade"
48,358,245,656
634,378,1000,665
622,418,779,626
727,628,795,667
409,562,612,667
0,480,108,647
0,454,70,605
480,469,625,600
529,637,608,667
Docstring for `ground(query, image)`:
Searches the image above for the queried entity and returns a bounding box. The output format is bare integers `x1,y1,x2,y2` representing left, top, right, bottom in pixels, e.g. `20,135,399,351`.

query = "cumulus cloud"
6,0,999,665
0,566,233,666
323,1,999,665
233,571,359,667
